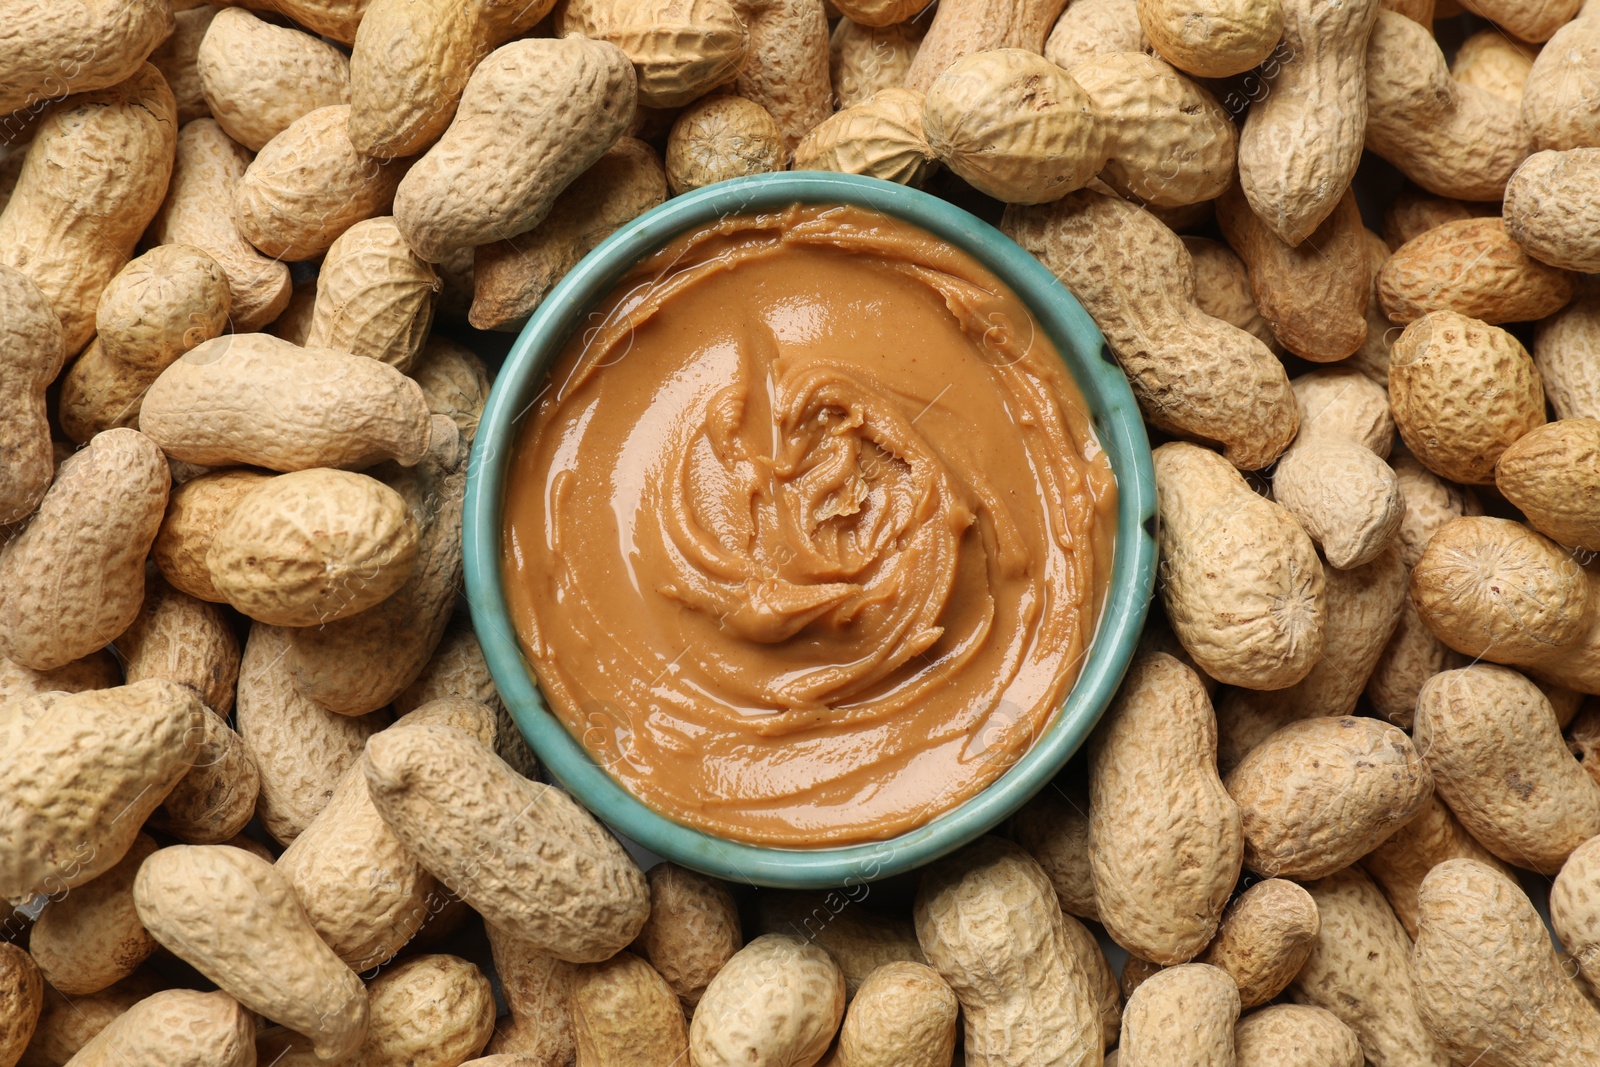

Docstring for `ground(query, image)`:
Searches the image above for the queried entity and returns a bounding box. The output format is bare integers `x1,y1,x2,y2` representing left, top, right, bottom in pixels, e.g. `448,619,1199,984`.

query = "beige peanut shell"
1199,879,1320,1010
58,340,157,443
140,333,433,473
1414,664,1600,874
571,952,688,1067
486,922,577,1065
1060,912,1123,1049
1360,793,1515,938
95,244,230,374
197,8,350,152
1504,148,1600,273
1522,10,1600,150
905,0,1068,92
0,649,120,705
1045,0,1148,70
18,972,162,1067
30,834,159,996
633,863,742,1010
117,575,240,716
836,962,958,1067
149,4,218,126
1552,834,1600,1001
359,954,496,1067
133,845,369,1061
1392,450,1482,568
794,88,936,188
149,118,292,332
1118,963,1239,1067
755,891,927,1001
0,429,169,671
1234,1004,1363,1067
1388,312,1546,484
364,723,649,963
1227,716,1432,880
1495,418,1600,551
394,37,636,263
0,680,203,901
284,417,465,714
235,622,391,844
0,264,61,526
1009,784,1098,921
1414,858,1600,1064
0,0,173,117
0,65,177,356
1379,217,1572,325
1536,280,1600,421
1153,442,1324,689
734,0,833,153
689,934,845,1067
666,96,787,195
0,942,41,1067
207,468,418,628
473,137,667,332
1182,237,1279,355
234,105,405,262
1290,866,1452,1067
1089,653,1242,965
306,216,439,372
1139,0,1282,79
1381,188,1492,249
61,989,253,1067
1364,10,1532,201
1003,192,1299,470
556,0,749,109
153,468,273,604
411,338,492,444
149,709,258,846
914,838,1100,1066
832,0,931,25
831,17,924,109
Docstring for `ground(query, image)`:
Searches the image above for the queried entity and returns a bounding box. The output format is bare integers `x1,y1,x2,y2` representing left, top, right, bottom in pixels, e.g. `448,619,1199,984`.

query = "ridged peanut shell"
1118,964,1239,1067
364,723,648,962
149,5,218,125
1199,879,1320,1009
57,339,157,443
571,952,687,1067
306,216,438,371
277,698,494,972
836,962,958,1067
1089,653,1242,964
0,680,203,901
148,710,258,845
1536,282,1600,421
1071,51,1235,208
1391,451,1481,568
17,972,161,1067
208,468,418,627
1495,418,1600,551
665,95,786,194
1380,217,1572,325
0,649,120,705
486,923,576,1066
283,417,464,713
411,338,491,444
1360,793,1514,938
1504,148,1600,272
0,429,169,671
1227,716,1431,879
1046,0,1148,70
1153,442,1324,689
1364,11,1532,201
1414,859,1600,1064
1414,665,1600,874
0,943,41,1067
1388,312,1546,484
117,576,240,715
360,954,495,1067
393,37,636,262
831,18,924,108
0,0,173,115
139,333,432,472
473,138,667,332
1234,1004,1363,1067
755,892,926,1001
633,863,741,1010
833,0,931,25
235,622,390,844
62,989,252,1067
1552,834,1600,1000
689,935,845,1067
30,835,159,996
234,105,405,262
914,838,1100,1065
1410,516,1586,665
904,0,1069,92
149,119,292,331
1138,0,1282,78
133,845,368,1061
1289,866,1451,1067
555,0,748,108
1182,237,1278,354
795,88,935,187
923,49,1104,204
95,244,230,373
0,265,61,525
1522,12,1600,150
731,0,832,152
1009,784,1097,921
153,468,272,603
1273,440,1402,570
0,66,177,355
197,9,349,153
1003,193,1298,469
1060,913,1123,1049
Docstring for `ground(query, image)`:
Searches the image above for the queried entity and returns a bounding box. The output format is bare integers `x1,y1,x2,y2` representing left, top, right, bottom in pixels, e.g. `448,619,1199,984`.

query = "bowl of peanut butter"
464,172,1156,888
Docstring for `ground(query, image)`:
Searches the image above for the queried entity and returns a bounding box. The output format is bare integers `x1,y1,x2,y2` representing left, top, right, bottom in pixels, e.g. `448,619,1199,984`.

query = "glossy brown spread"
503,204,1117,846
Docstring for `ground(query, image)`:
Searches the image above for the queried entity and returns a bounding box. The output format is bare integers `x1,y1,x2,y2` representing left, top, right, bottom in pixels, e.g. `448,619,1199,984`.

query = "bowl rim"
464,172,1157,889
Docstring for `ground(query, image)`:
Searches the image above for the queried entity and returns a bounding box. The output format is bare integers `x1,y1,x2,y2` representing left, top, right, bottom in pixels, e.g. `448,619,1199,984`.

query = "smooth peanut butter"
503,204,1117,847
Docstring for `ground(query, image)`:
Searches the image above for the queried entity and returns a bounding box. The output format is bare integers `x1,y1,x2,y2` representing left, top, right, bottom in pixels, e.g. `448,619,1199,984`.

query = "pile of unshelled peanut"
2,0,1599,1064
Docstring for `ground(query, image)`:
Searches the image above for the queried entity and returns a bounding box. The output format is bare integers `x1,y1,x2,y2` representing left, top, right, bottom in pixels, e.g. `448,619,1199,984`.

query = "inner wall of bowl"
465,172,1157,888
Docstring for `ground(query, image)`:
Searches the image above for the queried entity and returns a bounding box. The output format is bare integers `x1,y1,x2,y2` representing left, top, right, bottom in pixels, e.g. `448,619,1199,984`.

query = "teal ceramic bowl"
464,172,1157,889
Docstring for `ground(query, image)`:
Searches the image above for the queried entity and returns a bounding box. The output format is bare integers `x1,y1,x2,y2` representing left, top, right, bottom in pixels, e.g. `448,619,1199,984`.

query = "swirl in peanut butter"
503,204,1117,846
